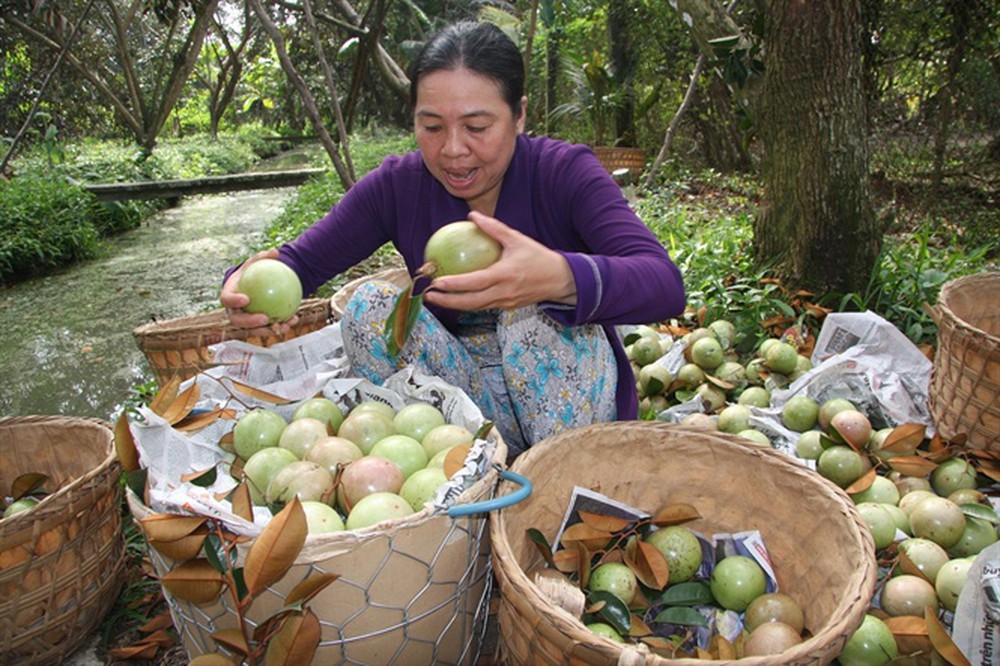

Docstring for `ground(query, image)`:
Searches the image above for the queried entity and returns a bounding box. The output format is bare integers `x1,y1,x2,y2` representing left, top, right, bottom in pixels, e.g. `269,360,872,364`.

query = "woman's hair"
409,21,524,118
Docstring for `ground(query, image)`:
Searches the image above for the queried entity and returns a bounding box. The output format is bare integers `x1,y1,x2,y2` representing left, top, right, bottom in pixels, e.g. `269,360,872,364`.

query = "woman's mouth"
442,167,478,189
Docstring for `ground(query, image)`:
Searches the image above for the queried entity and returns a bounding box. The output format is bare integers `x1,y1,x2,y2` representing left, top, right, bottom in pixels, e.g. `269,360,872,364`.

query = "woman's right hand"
221,249,298,334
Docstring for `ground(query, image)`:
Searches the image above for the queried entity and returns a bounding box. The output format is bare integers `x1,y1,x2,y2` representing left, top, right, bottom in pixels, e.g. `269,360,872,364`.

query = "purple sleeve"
535,144,685,327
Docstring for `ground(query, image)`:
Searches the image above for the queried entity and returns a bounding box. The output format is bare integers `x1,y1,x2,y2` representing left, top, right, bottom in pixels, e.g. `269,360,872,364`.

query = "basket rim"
132,297,331,342
0,415,117,533
933,271,1000,345
490,421,877,666
126,428,507,560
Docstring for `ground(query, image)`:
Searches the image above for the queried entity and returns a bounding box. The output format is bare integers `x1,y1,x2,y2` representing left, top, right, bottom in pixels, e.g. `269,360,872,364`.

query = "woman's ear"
516,96,528,132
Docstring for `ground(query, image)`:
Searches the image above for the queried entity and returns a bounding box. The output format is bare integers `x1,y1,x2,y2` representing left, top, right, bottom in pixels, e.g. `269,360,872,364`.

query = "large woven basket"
592,146,646,177
133,297,332,384
490,422,876,665
928,272,1000,451
0,416,125,666
331,266,411,319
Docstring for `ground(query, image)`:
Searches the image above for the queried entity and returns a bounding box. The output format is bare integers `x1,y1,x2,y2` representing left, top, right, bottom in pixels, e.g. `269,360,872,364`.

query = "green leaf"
961,503,999,525
203,533,235,574
588,591,632,634
125,468,148,501
384,280,421,358
655,581,715,607
233,567,249,602
526,528,554,567
653,606,710,627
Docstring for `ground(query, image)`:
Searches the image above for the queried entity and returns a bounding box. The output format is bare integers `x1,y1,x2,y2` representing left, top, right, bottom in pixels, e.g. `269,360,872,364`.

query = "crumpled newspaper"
951,540,1000,664
129,321,496,536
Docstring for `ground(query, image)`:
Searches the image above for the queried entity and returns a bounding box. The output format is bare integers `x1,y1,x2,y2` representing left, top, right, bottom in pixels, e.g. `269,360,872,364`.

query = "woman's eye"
467,125,487,134
421,125,442,133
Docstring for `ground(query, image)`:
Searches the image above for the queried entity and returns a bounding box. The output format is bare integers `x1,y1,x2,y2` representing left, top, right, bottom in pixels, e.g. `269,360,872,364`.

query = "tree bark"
755,0,879,293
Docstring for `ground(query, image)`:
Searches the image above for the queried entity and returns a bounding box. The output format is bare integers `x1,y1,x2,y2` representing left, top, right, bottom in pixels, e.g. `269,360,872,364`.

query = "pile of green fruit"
229,396,476,534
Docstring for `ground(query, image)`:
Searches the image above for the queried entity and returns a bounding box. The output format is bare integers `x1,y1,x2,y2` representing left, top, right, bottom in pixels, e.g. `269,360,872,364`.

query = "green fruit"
856,502,898,550
300,501,346,534
717,404,752,434
738,429,771,446
690,337,724,371
399,467,448,512
292,397,344,434
589,562,638,605
424,221,501,276
345,492,414,530
839,614,898,665
3,496,40,518
930,457,978,497
898,538,949,581
948,516,997,558
763,342,798,375
585,622,624,642
707,320,737,350
935,556,974,612
369,434,429,480
644,526,703,584
738,386,771,408
233,408,287,460
818,397,856,431
632,336,664,367
817,445,864,488
676,363,706,388
393,403,446,443
795,430,825,460
243,447,298,505
909,496,966,549
781,396,820,432
850,475,900,506
710,555,767,611
238,258,302,322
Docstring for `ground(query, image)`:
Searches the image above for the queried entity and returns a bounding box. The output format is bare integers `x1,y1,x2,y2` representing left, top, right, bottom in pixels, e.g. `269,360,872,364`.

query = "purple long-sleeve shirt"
272,134,685,419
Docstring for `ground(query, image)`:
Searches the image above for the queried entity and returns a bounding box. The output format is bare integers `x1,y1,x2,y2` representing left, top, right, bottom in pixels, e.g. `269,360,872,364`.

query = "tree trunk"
755,0,878,294
691,75,753,172
608,0,636,146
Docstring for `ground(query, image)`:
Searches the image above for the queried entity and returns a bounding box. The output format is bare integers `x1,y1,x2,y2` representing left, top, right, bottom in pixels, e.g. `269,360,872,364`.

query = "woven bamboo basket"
133,297,332,384
331,266,412,319
927,271,1000,451
490,422,877,665
0,416,125,666
592,146,646,177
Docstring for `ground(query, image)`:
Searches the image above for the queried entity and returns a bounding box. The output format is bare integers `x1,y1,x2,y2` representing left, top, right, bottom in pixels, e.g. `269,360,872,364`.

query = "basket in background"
0,416,125,666
591,146,646,179
331,267,411,319
490,422,877,665
927,271,1000,451
133,297,332,384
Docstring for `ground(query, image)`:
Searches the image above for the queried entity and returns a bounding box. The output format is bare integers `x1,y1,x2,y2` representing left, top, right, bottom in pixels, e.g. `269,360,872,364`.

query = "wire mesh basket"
128,430,510,664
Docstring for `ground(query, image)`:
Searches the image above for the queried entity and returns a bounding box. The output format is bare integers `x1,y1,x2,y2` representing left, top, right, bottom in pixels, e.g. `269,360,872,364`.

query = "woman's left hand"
422,211,577,311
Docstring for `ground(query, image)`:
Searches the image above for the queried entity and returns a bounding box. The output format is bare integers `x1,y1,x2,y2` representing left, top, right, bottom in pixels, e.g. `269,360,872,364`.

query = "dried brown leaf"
264,609,321,666
626,540,670,591
149,529,208,563
888,455,939,477
578,510,633,534
651,503,701,526
188,655,238,666
139,611,175,634
709,635,737,660
926,606,971,666
140,514,208,542
231,380,293,405
10,472,48,500
845,468,878,495
160,382,201,425
149,376,181,415
229,482,253,522
175,407,237,432
628,615,653,638
884,614,928,636
552,549,579,575
443,445,471,479
159,559,224,605
114,411,140,473
561,523,612,551
576,541,592,590
286,572,340,606
244,497,307,596
210,628,249,655
881,423,926,453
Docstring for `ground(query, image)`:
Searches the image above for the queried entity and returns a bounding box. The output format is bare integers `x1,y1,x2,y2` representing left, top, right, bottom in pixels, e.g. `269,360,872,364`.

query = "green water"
0,188,297,421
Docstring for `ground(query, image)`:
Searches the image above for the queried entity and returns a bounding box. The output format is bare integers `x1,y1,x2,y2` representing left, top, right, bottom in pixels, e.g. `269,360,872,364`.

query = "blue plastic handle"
446,469,533,517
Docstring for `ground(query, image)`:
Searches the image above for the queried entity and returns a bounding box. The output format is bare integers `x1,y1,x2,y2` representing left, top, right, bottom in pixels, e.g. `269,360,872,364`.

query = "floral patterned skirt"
341,280,617,457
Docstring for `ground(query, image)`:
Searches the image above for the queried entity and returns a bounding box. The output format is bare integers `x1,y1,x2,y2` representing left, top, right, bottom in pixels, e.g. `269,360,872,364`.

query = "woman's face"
414,67,525,216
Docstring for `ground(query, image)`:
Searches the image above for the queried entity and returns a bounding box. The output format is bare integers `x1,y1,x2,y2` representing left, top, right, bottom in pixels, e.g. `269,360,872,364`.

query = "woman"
222,21,685,455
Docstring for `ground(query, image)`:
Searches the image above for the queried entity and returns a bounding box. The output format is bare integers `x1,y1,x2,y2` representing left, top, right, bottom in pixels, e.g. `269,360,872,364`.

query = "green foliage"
0,175,101,281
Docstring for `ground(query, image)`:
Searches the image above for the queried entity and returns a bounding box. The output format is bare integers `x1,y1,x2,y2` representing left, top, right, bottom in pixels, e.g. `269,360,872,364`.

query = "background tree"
5,0,220,154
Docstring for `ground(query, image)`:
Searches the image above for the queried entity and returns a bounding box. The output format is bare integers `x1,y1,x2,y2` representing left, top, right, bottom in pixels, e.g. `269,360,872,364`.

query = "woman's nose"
441,129,468,157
